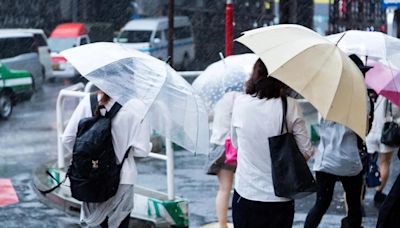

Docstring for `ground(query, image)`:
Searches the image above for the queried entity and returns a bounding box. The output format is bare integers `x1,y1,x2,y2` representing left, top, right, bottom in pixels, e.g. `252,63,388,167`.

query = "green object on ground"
311,124,320,145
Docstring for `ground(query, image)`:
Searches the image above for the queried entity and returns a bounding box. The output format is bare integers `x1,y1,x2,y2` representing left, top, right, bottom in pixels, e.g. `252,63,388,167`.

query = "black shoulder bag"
268,96,318,199
381,100,400,146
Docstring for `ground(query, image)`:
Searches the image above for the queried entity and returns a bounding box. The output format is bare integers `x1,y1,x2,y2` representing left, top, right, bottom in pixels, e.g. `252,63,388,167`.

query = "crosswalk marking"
0,178,19,207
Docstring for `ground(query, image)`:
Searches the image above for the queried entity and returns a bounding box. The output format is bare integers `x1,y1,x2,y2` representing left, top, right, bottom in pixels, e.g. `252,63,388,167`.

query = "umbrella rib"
269,43,339,116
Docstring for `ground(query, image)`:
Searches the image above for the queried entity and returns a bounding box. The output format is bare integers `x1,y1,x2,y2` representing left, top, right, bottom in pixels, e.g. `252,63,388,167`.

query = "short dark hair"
246,58,286,99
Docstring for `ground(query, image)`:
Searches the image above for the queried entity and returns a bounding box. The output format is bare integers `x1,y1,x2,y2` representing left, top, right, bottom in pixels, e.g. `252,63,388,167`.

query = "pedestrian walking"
62,90,152,228
366,95,400,207
376,151,400,228
205,91,238,228
230,59,315,228
304,54,372,228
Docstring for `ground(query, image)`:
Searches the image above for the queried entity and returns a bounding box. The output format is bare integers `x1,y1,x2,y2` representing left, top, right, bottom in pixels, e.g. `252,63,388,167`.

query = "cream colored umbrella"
236,24,368,139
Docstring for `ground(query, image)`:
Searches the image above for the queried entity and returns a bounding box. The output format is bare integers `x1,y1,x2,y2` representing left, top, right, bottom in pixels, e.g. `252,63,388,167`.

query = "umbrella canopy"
365,61,400,107
61,42,209,154
327,30,400,106
326,30,400,67
236,24,368,138
192,53,258,111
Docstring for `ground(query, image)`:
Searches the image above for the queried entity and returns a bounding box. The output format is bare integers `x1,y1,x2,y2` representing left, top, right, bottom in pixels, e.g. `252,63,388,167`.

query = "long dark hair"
246,59,287,99
95,91,111,116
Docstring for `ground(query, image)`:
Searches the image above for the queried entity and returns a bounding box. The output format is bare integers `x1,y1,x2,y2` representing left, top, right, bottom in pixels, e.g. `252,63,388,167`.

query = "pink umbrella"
365,61,400,107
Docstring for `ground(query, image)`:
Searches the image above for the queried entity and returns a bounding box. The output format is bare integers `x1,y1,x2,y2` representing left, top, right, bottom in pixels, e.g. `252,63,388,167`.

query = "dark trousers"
100,215,130,228
377,173,400,228
304,171,363,228
232,190,294,228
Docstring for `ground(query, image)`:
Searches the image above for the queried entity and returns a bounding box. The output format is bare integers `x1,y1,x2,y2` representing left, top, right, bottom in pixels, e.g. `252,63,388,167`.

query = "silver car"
0,29,53,80
0,32,44,89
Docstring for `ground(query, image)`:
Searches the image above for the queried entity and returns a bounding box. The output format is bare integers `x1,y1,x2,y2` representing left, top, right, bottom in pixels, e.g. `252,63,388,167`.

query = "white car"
0,29,53,80
115,16,195,70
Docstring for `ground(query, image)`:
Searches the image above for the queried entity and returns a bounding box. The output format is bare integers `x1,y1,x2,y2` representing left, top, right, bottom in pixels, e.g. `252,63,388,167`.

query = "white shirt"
210,91,239,145
62,94,152,185
367,96,400,143
231,94,315,202
313,119,362,176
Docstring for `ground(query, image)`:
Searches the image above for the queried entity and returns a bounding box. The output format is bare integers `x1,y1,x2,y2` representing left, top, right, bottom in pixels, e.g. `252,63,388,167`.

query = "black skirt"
204,143,236,175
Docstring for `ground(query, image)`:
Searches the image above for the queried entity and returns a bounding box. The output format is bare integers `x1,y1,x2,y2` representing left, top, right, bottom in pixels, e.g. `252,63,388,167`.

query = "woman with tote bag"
230,59,315,228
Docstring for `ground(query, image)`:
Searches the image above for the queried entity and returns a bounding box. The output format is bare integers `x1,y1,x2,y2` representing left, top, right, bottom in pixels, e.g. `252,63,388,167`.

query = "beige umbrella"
236,24,368,139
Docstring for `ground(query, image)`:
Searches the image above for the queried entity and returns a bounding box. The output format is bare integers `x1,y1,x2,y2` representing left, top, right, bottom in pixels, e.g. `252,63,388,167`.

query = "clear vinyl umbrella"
61,42,209,154
327,30,400,106
192,53,258,111
326,30,400,67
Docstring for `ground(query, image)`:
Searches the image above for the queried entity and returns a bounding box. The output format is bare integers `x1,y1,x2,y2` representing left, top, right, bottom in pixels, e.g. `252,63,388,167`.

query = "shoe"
341,217,363,228
374,191,387,208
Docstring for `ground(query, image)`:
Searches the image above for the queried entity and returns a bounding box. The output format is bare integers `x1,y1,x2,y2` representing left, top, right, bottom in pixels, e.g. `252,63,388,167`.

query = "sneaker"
374,191,387,208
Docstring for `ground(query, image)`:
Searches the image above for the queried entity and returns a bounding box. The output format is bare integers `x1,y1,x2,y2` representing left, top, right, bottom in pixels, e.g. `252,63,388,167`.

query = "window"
174,26,192,39
0,37,36,59
33,34,47,47
154,31,162,40
117,30,152,43
80,37,88,45
48,37,76,52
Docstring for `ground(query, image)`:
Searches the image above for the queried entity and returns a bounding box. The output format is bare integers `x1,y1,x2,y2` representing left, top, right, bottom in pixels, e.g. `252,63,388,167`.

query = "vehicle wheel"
0,92,13,119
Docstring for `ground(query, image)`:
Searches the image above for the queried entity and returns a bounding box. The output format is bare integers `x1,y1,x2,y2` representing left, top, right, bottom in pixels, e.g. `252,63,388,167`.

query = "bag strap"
105,102,122,119
36,170,67,195
384,99,393,118
89,93,98,116
280,96,288,134
118,146,131,166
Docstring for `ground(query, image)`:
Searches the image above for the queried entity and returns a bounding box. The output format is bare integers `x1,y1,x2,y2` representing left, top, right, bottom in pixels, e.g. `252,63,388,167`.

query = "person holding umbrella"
62,89,152,227
230,59,315,228
366,95,400,207
304,54,373,228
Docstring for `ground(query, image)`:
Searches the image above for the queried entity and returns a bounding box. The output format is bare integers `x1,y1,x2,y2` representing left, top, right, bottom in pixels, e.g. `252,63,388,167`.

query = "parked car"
0,28,53,81
48,23,90,79
0,63,33,119
0,31,44,90
115,16,195,70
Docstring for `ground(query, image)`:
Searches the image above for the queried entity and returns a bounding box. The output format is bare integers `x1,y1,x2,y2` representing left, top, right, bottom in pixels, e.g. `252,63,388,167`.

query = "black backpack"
40,94,127,203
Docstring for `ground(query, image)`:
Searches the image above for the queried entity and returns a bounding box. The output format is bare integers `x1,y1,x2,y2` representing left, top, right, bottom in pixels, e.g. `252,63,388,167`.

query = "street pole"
386,7,397,37
225,0,233,57
168,0,174,67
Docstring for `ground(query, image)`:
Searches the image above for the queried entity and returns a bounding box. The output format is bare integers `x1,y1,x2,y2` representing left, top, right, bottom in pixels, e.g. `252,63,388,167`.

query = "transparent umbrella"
61,42,209,154
192,53,258,111
326,30,400,67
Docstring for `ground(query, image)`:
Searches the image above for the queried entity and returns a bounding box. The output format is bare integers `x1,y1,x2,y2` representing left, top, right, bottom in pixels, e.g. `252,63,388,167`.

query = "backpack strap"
118,147,131,166
36,170,67,195
106,102,122,119
90,93,98,116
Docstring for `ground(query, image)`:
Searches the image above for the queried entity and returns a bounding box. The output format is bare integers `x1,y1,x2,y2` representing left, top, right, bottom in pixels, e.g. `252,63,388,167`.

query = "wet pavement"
0,81,399,227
